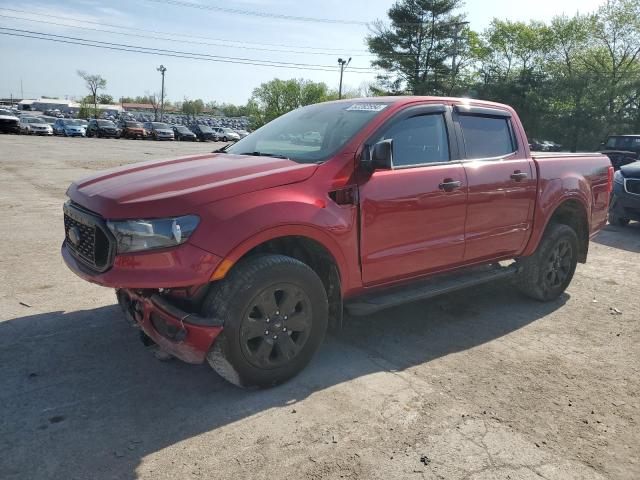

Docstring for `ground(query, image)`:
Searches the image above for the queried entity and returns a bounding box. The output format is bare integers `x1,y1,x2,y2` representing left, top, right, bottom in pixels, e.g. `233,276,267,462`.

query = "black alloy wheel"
544,239,572,289
239,283,312,369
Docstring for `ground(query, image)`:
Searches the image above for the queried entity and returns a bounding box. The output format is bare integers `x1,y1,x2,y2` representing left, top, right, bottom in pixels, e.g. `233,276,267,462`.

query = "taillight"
607,166,614,193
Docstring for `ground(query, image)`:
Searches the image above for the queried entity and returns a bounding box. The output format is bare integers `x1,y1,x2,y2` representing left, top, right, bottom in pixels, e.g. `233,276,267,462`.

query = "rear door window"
459,115,515,159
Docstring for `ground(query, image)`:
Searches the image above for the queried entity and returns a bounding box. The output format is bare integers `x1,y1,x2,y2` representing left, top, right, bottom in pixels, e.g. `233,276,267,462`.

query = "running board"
345,263,518,316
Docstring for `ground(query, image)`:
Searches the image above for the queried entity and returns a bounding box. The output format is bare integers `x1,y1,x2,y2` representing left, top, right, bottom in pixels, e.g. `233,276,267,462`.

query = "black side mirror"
365,139,393,170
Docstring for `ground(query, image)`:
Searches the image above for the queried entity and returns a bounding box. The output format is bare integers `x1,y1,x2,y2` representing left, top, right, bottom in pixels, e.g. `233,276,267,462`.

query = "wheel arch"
530,198,590,263
215,228,347,329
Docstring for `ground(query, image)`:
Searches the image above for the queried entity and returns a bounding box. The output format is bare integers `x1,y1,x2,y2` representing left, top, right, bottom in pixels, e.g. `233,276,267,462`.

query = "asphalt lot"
1,134,639,480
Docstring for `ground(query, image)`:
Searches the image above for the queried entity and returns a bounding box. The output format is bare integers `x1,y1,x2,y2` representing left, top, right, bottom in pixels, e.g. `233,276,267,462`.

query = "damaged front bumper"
116,289,223,364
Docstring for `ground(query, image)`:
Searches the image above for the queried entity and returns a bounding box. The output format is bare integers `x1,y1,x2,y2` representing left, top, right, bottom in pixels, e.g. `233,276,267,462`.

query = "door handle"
439,179,462,192
510,171,528,182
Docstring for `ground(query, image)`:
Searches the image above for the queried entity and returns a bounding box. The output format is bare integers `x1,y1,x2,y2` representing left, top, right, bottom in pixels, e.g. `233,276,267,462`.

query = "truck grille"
625,178,640,195
63,202,114,272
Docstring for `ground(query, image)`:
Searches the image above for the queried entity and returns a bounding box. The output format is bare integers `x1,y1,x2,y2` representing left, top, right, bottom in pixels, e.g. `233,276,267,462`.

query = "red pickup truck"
62,97,613,388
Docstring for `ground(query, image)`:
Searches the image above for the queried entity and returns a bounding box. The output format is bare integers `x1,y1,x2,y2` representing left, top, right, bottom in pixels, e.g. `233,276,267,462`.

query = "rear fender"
522,177,591,258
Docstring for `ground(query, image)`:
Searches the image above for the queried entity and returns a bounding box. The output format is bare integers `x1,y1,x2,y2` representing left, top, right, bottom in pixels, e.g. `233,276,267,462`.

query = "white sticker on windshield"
346,103,388,112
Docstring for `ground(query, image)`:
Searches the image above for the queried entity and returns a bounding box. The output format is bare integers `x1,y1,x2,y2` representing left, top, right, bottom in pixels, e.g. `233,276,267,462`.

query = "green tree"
78,98,92,119
77,70,106,118
182,98,205,115
98,94,114,104
248,78,333,127
545,14,595,151
474,20,552,138
367,0,469,95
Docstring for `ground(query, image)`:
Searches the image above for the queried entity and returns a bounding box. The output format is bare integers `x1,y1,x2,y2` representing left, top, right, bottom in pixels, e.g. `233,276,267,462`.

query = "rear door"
454,105,536,262
358,105,468,285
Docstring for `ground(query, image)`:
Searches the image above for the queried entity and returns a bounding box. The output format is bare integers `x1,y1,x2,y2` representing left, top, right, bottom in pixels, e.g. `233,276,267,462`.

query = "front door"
358,107,468,285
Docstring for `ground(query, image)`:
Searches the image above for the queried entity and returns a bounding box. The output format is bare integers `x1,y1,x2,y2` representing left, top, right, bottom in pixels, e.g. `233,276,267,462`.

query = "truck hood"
620,161,640,178
67,153,318,219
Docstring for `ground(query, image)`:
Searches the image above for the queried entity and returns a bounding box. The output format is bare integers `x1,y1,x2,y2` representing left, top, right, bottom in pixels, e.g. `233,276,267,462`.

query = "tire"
609,213,630,227
203,254,328,388
514,223,579,302
222,136,228,142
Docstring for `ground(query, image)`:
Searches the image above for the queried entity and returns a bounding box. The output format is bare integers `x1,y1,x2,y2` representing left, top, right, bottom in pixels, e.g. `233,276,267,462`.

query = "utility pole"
338,57,351,100
157,65,166,121
20,78,23,100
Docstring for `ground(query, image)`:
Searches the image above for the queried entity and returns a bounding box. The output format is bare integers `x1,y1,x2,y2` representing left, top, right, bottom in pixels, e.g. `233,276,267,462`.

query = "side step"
345,263,518,316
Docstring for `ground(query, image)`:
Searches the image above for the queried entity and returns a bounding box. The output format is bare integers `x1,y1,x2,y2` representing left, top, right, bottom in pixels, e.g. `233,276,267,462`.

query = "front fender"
188,184,360,293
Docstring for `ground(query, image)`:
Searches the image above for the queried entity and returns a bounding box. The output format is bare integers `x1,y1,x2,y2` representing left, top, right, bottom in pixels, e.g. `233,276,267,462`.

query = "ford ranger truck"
62,97,614,388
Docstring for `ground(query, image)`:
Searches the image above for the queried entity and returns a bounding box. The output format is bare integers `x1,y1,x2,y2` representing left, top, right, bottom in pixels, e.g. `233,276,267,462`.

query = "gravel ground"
0,134,638,480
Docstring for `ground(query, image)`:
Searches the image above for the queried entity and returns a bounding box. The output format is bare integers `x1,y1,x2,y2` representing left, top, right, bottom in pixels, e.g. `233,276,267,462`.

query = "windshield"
223,128,235,133
62,119,78,125
175,126,190,133
97,120,115,127
0,109,14,116
26,117,42,124
605,136,640,150
151,122,170,129
227,101,389,163
126,121,142,128
198,125,213,132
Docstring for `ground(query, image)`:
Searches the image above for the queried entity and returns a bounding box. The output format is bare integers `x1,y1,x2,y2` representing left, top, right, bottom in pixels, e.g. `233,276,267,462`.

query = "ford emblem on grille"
68,226,81,245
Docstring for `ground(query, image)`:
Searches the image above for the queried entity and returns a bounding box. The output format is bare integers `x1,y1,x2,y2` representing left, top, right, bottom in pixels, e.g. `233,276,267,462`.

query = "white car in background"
20,117,53,135
212,127,241,142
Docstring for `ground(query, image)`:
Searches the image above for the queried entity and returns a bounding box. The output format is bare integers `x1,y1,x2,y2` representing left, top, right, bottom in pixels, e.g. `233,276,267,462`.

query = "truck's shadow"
0,283,567,480
592,222,640,253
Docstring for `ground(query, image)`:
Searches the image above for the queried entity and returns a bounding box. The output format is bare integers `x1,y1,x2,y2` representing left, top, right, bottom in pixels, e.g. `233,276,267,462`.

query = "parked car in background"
600,135,640,170
61,97,612,388
86,119,120,138
121,121,146,139
20,116,53,135
173,125,197,141
609,161,640,226
235,129,250,139
53,118,86,137
189,124,218,142
212,127,240,142
0,108,20,133
143,122,174,141
38,116,58,126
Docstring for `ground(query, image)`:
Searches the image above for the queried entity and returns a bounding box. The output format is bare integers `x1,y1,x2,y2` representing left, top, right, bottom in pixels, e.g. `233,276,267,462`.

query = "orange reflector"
211,258,234,281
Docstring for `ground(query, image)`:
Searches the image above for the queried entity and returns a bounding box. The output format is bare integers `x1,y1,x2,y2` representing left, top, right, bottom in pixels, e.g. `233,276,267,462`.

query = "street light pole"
338,57,351,100
157,65,166,121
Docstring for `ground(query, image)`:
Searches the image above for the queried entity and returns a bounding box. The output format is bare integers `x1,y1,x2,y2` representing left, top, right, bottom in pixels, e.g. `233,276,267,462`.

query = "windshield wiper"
213,143,233,153
238,151,290,159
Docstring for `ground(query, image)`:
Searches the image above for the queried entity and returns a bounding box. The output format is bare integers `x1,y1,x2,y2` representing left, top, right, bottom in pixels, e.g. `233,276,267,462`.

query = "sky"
0,0,605,105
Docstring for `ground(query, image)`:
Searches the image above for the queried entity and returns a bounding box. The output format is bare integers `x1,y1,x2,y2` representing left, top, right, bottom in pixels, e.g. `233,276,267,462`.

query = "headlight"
614,171,624,184
106,215,199,254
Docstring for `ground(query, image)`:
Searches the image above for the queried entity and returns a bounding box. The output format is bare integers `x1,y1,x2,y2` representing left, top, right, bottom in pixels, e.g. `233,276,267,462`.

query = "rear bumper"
117,289,222,364
62,241,223,289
